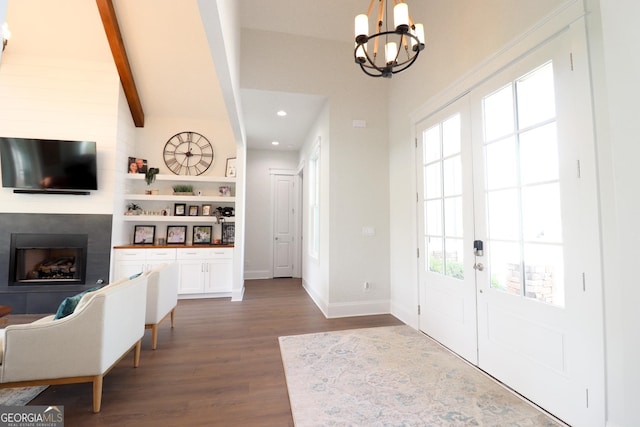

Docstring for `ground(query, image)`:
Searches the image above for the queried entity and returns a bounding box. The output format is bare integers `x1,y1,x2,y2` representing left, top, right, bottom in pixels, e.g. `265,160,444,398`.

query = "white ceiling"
4,0,366,151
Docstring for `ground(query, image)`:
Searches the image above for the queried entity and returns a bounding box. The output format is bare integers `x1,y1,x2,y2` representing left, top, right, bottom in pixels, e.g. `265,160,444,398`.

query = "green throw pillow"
54,286,100,320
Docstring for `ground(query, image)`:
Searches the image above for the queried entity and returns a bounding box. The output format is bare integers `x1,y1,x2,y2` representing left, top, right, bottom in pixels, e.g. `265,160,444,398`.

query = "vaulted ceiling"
4,0,367,151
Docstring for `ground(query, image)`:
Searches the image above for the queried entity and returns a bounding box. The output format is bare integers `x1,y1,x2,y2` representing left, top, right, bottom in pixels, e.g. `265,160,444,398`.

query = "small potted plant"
126,203,142,215
172,184,194,195
144,168,160,195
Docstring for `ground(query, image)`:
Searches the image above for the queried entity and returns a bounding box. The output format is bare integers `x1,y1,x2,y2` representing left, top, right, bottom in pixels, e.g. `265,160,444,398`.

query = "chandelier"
354,0,425,78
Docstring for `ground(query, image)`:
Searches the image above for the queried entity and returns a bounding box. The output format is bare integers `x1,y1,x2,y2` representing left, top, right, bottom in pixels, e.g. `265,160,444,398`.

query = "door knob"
473,262,484,271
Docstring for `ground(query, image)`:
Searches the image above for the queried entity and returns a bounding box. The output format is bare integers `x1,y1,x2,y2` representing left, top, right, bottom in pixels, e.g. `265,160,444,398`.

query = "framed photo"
174,203,186,216
133,225,155,245
222,222,235,245
166,225,187,244
225,157,237,177
127,157,148,174
193,225,212,245
201,204,212,216
188,205,199,216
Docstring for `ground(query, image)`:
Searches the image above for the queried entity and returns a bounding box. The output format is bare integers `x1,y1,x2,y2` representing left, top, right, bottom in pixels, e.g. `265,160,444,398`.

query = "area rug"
279,325,563,426
0,386,47,406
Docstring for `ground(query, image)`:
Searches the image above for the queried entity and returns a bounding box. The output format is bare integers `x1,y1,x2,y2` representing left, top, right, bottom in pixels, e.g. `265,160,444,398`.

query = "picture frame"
133,225,155,245
127,157,148,174
222,222,235,245
166,225,187,244
201,204,212,216
193,225,212,245
188,205,199,216
225,157,237,178
174,203,186,216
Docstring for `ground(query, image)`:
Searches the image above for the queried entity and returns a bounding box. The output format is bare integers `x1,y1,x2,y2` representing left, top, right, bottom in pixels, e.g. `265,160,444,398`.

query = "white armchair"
0,273,148,413
144,262,179,349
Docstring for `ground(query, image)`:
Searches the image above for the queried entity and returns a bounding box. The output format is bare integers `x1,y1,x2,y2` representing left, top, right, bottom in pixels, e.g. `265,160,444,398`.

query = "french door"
417,27,604,426
417,95,478,364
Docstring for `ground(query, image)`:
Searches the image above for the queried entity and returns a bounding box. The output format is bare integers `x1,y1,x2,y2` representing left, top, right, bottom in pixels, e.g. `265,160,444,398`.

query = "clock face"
163,131,214,176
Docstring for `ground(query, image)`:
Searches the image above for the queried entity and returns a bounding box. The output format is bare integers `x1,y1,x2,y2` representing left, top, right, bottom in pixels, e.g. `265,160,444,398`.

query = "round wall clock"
163,131,214,176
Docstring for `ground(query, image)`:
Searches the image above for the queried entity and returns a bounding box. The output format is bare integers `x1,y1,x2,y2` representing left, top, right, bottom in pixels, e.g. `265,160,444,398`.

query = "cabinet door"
114,261,145,281
206,259,233,293
177,260,205,294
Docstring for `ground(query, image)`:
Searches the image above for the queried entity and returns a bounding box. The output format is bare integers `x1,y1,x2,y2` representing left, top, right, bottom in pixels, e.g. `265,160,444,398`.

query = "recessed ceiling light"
277,110,287,117
272,141,280,146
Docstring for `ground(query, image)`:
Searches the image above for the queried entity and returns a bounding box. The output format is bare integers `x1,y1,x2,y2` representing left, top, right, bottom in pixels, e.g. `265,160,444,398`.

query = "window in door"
481,61,565,306
422,113,464,280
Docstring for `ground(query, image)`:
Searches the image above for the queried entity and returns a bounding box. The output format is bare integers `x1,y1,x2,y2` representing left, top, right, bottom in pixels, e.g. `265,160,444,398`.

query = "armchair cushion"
53,286,100,320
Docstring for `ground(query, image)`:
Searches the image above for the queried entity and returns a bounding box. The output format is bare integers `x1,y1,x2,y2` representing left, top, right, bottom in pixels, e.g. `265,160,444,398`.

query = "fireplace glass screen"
9,233,88,286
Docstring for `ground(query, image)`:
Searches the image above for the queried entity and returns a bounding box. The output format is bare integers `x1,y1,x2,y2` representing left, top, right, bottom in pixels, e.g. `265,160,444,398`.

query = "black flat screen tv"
0,137,98,192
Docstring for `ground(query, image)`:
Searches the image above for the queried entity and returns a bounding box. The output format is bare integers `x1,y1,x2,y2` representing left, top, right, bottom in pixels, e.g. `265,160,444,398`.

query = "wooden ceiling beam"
96,0,145,127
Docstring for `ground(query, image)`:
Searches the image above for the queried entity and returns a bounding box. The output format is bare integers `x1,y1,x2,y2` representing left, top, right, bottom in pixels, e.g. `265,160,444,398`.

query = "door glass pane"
442,114,461,157
483,85,514,141
521,183,562,243
445,238,464,279
489,241,521,295
425,163,442,199
517,62,556,129
485,137,517,190
444,197,463,237
481,60,564,307
427,236,443,273
519,123,559,185
425,200,442,235
443,156,462,196
423,126,441,164
524,243,564,306
487,189,520,241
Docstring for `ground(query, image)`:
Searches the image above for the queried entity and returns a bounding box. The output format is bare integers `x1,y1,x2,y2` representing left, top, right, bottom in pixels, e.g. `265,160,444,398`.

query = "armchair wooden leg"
151,325,158,350
92,375,103,413
170,308,175,328
134,340,141,367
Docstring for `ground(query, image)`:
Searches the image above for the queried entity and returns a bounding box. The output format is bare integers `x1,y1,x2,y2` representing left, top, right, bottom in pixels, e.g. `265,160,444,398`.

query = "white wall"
244,148,299,279
241,30,391,317
0,54,120,215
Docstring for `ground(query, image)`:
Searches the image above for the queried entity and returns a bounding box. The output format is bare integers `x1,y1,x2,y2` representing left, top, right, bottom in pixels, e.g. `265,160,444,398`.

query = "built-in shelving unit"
120,173,236,245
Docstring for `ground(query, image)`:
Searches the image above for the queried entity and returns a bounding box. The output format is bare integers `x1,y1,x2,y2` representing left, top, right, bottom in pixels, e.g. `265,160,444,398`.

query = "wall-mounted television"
0,137,98,194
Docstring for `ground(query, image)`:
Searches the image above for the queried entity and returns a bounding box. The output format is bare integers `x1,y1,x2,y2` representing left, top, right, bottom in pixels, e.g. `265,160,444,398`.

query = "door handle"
473,262,484,271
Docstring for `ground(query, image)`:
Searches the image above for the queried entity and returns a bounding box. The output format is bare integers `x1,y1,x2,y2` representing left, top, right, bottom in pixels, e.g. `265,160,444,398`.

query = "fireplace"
9,233,88,286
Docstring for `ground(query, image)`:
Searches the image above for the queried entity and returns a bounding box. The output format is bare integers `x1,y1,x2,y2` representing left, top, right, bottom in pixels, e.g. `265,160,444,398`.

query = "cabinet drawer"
146,248,177,260
176,248,209,260
209,248,233,259
114,249,146,261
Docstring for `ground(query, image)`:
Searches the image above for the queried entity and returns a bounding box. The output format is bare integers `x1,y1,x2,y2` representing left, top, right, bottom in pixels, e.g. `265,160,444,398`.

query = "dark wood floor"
8,278,403,426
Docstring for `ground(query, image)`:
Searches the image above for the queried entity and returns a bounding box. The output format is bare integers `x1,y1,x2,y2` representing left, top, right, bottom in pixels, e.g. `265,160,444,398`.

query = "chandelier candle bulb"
355,43,367,63
393,3,409,32
355,14,369,42
412,23,425,51
385,42,398,65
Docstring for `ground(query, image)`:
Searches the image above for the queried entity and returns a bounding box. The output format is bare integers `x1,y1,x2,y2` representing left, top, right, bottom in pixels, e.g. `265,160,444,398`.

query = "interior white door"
417,95,478,364
470,28,604,426
273,174,295,277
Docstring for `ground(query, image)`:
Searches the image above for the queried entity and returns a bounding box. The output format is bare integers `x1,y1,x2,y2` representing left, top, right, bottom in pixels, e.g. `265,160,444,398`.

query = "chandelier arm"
366,0,376,17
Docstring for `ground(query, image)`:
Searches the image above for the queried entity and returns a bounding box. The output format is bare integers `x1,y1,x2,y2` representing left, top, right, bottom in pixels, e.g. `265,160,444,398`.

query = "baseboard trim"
326,299,390,319
244,270,271,280
391,300,419,329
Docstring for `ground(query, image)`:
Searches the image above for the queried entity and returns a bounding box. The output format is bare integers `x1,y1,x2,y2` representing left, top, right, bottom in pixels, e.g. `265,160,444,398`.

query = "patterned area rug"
0,386,47,406
279,325,563,426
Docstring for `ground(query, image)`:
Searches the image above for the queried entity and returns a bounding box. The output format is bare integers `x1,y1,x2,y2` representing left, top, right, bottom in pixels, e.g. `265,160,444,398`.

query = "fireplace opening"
9,233,88,286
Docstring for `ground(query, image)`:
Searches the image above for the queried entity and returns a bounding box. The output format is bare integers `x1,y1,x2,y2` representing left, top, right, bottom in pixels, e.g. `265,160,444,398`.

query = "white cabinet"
113,248,176,280
176,248,233,296
113,247,233,298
